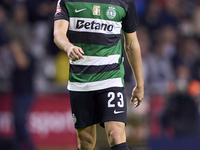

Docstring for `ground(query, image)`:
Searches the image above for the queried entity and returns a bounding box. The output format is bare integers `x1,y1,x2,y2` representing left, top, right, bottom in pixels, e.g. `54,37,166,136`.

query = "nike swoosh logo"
75,8,87,13
114,109,125,114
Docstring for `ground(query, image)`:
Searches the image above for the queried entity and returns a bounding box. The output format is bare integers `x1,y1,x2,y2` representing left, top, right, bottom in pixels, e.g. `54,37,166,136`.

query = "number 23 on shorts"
107,92,124,108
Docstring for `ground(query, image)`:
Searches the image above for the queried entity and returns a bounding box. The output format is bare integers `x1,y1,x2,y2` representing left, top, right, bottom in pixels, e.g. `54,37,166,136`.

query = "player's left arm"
123,31,144,107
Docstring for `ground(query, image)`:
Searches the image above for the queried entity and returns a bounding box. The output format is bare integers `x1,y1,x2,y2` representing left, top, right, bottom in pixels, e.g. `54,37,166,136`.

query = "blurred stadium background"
1,0,200,150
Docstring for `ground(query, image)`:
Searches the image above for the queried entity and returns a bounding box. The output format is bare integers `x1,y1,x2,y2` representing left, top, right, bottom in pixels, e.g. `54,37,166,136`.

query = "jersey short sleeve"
54,0,69,21
122,0,138,33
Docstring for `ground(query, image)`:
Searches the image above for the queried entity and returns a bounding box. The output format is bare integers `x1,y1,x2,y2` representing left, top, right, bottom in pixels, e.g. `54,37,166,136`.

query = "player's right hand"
130,86,144,108
66,46,84,61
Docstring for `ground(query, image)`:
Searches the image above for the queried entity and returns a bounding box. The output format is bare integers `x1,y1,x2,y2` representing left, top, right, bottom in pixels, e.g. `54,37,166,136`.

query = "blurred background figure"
9,40,35,150
161,63,199,137
5,3,35,150
147,40,175,95
161,91,199,137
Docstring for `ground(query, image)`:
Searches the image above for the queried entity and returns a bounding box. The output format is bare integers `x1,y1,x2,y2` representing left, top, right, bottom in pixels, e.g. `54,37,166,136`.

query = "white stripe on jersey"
70,55,120,66
69,17,122,34
67,78,123,91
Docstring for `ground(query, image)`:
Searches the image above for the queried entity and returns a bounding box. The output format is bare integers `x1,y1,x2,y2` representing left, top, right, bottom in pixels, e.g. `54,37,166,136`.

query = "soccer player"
53,0,144,150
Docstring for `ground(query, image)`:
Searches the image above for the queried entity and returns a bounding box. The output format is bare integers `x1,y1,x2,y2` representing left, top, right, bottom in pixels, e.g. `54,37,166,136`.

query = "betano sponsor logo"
69,18,121,34
76,20,114,32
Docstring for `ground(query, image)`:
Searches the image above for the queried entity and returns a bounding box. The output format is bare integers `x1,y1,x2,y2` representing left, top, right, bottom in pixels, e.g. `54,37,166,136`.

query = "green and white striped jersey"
54,0,138,91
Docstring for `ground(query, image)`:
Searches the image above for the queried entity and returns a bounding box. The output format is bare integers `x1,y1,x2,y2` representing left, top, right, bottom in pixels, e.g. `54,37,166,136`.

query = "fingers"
130,96,142,108
68,47,84,61
130,86,144,108
133,98,141,108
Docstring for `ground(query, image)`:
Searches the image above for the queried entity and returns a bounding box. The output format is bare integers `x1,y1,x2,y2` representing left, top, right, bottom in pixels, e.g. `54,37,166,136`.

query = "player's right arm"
54,19,84,61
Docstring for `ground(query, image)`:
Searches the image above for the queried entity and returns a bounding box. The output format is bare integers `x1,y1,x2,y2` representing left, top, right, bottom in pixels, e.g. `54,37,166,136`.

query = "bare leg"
76,124,96,150
104,121,126,147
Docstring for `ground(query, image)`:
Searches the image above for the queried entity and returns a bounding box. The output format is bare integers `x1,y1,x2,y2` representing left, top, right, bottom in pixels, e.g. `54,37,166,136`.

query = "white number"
108,92,115,107
107,92,124,108
117,92,124,108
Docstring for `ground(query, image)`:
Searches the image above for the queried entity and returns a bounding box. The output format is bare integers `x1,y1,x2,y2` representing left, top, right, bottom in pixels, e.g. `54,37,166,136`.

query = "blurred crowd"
0,0,200,95
1,0,200,145
136,0,200,97
126,0,200,143
0,0,63,94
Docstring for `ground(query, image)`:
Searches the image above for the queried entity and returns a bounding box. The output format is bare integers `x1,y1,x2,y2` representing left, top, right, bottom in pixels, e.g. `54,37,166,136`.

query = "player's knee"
78,133,95,150
79,140,93,150
105,122,126,146
107,129,125,146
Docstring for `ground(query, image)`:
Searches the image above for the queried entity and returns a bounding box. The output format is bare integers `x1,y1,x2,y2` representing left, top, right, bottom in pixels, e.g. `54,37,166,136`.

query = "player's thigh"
76,124,97,145
70,90,97,129
95,87,127,127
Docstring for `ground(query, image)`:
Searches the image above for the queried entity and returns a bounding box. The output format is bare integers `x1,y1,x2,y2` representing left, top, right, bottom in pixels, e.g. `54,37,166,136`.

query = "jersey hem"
67,78,124,91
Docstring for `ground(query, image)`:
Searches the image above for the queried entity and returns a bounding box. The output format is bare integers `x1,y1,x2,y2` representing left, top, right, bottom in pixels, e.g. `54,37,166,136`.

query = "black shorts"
69,87,127,129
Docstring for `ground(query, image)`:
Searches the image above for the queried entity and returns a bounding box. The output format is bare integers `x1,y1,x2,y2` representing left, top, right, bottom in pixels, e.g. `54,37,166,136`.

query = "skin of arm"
123,31,144,107
54,19,84,61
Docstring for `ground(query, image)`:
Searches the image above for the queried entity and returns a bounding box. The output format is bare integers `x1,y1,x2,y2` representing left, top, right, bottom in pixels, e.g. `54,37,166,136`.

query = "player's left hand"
130,86,144,108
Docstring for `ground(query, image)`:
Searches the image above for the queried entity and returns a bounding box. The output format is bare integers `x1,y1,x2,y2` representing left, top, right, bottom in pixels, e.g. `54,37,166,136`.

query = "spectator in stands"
5,4,35,150
147,41,175,95
161,90,199,137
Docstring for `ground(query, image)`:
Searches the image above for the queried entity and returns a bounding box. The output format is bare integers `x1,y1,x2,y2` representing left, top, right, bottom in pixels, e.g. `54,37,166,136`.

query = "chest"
65,2,127,22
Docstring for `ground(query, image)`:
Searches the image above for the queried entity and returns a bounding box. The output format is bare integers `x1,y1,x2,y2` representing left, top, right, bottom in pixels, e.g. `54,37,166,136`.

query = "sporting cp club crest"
106,7,116,19
72,113,77,124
